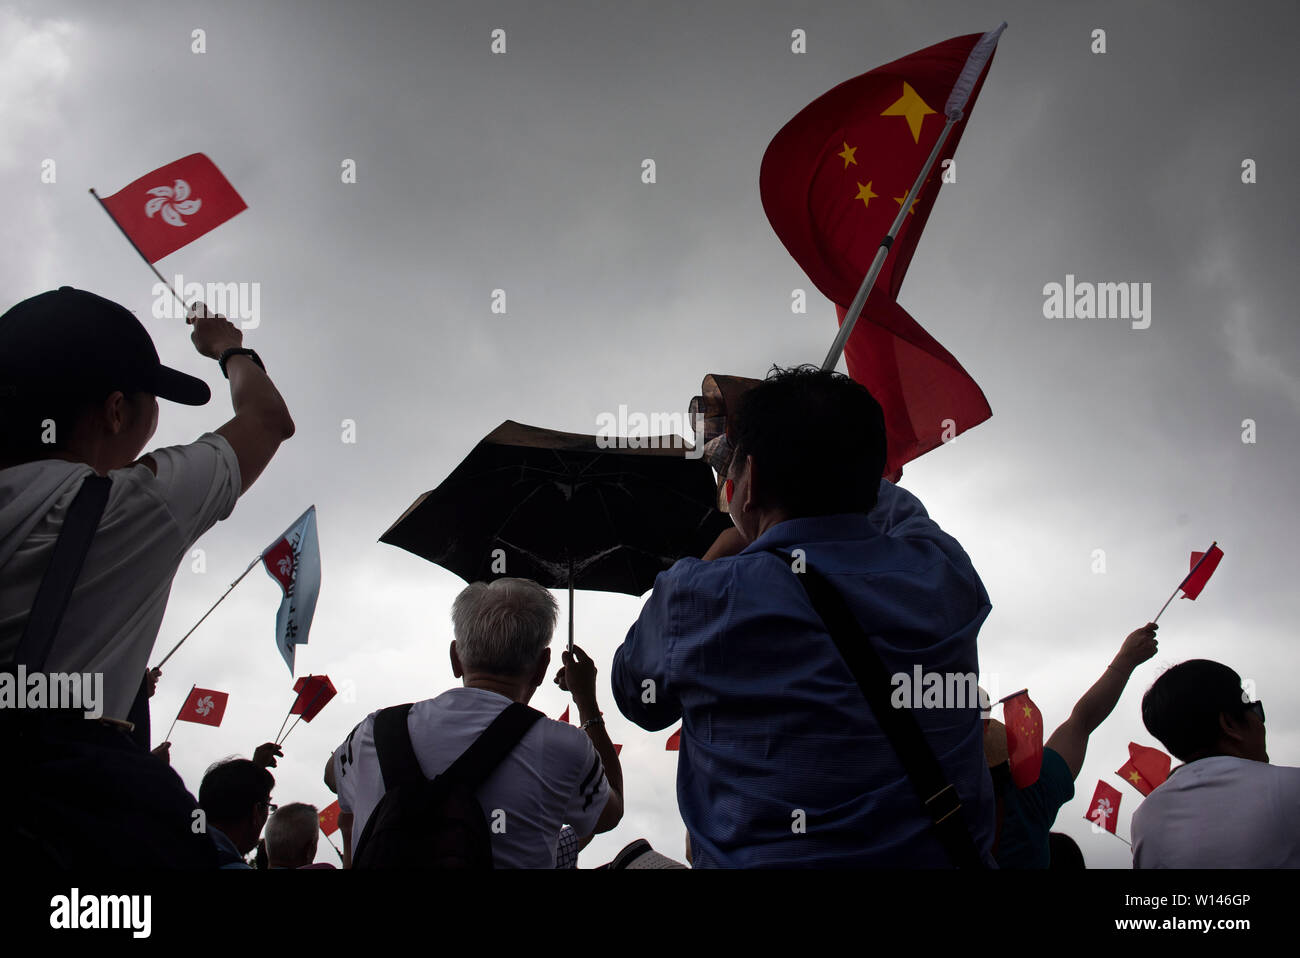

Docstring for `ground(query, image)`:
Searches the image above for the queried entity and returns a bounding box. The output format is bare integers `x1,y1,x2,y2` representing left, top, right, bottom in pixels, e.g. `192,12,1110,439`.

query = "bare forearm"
576,696,623,798
226,355,294,436
1071,659,1137,734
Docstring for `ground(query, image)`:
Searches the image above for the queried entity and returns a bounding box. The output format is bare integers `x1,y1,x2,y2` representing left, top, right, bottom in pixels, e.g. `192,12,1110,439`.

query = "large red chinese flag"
177,686,229,727
1180,544,1224,600
98,153,247,263
289,674,337,723
761,29,1002,476
319,800,341,836
1002,690,1043,788
1117,742,1171,797
1085,780,1122,834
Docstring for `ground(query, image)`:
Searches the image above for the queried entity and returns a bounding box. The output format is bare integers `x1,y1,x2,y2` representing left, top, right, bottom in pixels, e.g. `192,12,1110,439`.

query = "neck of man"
462,673,533,705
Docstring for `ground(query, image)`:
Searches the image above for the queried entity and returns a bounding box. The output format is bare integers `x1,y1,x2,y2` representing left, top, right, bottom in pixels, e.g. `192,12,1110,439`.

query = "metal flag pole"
567,554,575,653
277,680,333,746
820,21,1006,372
88,187,187,311
1152,541,1217,624
152,555,262,669
163,684,196,744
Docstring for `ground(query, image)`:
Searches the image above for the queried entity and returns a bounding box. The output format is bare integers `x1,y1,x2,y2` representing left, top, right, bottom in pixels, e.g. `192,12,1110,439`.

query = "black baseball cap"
0,286,210,405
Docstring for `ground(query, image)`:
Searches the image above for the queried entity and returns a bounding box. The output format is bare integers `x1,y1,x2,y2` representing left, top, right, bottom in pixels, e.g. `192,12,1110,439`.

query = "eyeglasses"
1242,700,1265,724
259,801,278,813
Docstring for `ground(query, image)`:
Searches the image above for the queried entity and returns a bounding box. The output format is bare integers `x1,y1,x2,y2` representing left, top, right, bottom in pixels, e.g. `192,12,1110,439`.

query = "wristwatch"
217,347,266,378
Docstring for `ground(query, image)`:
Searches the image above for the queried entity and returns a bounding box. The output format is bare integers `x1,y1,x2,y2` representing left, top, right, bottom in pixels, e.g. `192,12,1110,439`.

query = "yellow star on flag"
881,81,936,144
894,191,919,214
837,142,858,168
854,181,878,209
1022,705,1032,719
1129,771,1142,783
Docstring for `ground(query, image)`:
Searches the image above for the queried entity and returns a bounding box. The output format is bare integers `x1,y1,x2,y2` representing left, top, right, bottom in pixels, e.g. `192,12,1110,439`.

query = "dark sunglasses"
1242,700,1265,723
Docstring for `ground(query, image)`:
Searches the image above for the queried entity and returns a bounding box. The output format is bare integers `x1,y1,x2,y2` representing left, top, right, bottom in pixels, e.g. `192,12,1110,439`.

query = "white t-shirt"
0,433,241,719
333,687,609,868
1131,756,1300,868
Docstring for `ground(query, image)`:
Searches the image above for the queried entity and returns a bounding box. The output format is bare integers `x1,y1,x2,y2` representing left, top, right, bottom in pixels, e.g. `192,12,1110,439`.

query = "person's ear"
739,454,757,512
450,641,463,678
531,647,551,689
1218,710,1248,747
102,391,129,436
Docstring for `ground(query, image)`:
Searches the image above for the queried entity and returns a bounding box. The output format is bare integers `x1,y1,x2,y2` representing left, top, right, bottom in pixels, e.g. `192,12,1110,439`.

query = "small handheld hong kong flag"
177,686,229,727
1001,689,1043,788
95,153,247,263
665,726,682,751
290,674,337,722
261,506,322,674
319,800,342,836
1117,742,1172,797
1086,780,1123,834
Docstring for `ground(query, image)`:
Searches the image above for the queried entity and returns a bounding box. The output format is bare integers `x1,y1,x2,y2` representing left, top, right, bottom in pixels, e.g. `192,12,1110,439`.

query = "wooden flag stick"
276,679,332,745
88,187,186,311
1152,540,1217,624
163,684,196,744
274,701,297,746
152,555,261,669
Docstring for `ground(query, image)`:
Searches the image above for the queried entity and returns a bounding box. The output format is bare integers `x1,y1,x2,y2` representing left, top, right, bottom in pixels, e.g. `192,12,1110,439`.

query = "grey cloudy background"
3,0,1296,868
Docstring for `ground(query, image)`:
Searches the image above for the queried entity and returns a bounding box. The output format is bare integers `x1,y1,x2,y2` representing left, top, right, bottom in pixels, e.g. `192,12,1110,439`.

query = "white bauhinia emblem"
1089,797,1113,826
277,555,293,578
145,179,202,227
195,695,215,716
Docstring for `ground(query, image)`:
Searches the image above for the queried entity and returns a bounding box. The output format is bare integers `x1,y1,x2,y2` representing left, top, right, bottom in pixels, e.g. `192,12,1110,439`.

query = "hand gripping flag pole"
820,22,1005,371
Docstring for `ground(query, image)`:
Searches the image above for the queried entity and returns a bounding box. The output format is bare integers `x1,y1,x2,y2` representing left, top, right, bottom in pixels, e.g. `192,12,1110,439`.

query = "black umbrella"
380,420,732,648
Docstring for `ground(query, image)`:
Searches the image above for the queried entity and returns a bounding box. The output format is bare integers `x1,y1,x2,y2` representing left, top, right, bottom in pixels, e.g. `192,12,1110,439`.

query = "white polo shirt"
1131,755,1300,868
333,687,609,868
0,433,241,719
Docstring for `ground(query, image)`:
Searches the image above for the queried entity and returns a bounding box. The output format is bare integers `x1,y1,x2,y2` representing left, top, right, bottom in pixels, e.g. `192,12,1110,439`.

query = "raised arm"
556,645,624,834
188,304,295,493
1045,623,1159,779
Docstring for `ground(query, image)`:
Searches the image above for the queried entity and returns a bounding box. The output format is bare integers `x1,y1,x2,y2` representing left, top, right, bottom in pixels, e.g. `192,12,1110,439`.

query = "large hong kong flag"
261,506,322,674
290,674,337,723
319,800,342,836
761,27,1002,477
1180,543,1224,600
1086,780,1123,834
1002,689,1043,788
177,686,229,727
1117,742,1172,797
97,153,247,263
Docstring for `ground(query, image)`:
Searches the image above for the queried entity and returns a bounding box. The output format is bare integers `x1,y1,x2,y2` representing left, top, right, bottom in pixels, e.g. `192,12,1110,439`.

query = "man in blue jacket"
612,366,996,867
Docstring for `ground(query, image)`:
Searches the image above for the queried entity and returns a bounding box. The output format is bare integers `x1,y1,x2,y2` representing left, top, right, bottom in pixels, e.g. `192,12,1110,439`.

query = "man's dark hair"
1048,831,1086,869
731,365,887,517
199,759,275,823
1141,659,1250,762
0,386,135,464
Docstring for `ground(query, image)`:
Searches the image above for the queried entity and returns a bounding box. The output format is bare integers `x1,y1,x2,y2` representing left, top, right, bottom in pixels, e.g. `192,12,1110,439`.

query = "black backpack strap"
372,704,422,791
372,701,544,793
769,548,985,869
441,702,544,789
11,475,112,672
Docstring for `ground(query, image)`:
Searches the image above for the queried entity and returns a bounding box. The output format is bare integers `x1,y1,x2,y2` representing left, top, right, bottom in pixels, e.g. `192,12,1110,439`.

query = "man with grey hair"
328,577,623,867
265,802,321,869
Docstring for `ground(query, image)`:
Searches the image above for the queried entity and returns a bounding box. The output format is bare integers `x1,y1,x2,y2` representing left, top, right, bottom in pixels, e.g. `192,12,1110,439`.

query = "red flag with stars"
1002,689,1043,788
96,153,247,263
319,800,341,836
761,29,1002,476
1117,742,1171,796
1086,780,1123,834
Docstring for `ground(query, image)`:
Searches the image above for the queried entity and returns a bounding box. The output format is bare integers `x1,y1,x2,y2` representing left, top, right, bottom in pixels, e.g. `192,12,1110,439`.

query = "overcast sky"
3,0,1297,868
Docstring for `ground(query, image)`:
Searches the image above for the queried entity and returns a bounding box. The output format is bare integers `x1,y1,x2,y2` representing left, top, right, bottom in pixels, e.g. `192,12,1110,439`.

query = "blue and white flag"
260,505,321,673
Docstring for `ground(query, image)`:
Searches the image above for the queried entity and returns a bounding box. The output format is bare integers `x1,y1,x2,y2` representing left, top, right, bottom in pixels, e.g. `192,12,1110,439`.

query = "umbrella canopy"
380,420,732,599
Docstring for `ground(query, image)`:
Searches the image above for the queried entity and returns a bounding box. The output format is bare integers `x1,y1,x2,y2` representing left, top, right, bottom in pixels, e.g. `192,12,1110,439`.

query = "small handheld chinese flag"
557,705,570,724
290,674,336,722
177,687,229,727
1181,544,1224,600
319,800,341,836
665,727,681,751
96,153,247,263
1086,780,1122,834
1002,689,1043,788
1117,742,1171,797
